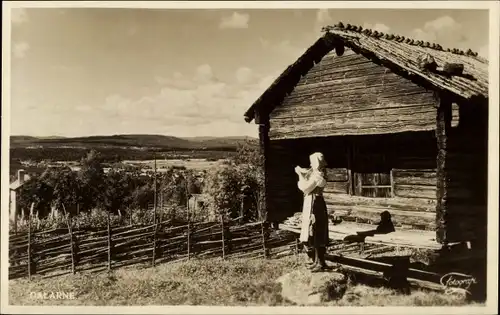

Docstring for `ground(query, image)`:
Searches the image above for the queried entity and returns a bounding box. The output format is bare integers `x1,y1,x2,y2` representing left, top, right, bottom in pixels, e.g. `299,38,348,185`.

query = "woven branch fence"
8,214,298,280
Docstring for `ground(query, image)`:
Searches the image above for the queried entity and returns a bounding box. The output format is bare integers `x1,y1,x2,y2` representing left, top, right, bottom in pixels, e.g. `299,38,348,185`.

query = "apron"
299,194,313,243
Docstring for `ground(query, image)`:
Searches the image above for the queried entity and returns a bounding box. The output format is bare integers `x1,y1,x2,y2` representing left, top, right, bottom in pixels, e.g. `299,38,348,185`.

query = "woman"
295,152,330,272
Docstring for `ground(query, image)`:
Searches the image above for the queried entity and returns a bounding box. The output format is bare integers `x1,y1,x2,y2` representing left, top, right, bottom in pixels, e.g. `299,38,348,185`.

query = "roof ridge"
321,22,486,61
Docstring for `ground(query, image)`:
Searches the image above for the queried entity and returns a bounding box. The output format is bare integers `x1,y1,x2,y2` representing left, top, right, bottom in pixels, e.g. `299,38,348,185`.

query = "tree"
78,150,105,211
102,170,135,214
232,139,263,168
17,176,54,219
229,139,264,221
203,165,241,220
160,169,189,207
130,183,154,211
50,167,81,215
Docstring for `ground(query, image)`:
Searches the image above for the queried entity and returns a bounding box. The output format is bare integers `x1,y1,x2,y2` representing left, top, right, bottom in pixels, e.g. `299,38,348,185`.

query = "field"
9,255,477,307
9,134,252,177
123,158,226,170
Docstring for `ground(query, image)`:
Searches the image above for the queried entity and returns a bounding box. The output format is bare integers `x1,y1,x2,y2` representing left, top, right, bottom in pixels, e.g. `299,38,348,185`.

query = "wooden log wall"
267,131,439,231
268,49,438,140
440,99,488,245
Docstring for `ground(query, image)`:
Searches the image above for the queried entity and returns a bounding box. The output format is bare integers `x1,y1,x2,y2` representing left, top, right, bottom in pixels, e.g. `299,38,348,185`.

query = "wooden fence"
9,216,297,280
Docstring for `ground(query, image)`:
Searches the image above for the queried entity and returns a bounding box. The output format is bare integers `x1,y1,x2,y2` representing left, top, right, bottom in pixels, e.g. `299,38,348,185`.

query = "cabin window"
350,153,393,198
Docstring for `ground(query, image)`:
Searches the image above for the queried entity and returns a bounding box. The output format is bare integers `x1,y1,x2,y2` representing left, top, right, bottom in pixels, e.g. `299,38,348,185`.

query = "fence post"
187,222,191,260
261,221,268,259
27,208,32,281
107,211,112,272
239,195,244,225
221,215,225,260
152,220,158,267
186,185,191,260
62,204,76,274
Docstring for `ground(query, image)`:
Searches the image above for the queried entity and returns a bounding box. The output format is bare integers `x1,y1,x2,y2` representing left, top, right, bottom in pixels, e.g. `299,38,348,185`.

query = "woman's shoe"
310,265,324,273
306,261,318,269
310,263,332,273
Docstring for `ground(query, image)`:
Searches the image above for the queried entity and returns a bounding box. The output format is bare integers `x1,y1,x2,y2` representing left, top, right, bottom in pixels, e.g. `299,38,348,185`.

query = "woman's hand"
310,214,316,225
295,166,303,176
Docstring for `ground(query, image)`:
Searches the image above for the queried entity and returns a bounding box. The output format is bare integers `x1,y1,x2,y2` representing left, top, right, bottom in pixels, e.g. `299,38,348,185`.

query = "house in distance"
9,169,32,225
243,23,488,248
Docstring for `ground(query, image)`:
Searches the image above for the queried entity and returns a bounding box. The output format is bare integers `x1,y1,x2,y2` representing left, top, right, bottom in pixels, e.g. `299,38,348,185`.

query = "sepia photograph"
1,1,498,314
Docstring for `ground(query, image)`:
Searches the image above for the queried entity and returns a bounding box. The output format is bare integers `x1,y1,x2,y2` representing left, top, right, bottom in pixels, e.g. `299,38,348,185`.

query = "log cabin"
243,23,488,249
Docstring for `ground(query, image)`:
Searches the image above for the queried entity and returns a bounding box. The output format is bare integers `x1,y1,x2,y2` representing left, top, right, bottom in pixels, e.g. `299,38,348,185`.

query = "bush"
203,165,241,221
203,162,261,222
73,208,127,230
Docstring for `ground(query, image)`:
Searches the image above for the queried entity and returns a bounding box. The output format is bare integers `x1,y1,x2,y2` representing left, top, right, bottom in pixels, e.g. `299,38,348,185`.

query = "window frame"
347,143,394,198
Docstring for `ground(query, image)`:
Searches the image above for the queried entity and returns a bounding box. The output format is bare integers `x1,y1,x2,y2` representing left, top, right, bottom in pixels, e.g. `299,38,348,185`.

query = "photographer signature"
440,272,477,295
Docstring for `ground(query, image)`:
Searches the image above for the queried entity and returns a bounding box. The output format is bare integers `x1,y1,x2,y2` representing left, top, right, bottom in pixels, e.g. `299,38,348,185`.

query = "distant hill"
10,134,257,150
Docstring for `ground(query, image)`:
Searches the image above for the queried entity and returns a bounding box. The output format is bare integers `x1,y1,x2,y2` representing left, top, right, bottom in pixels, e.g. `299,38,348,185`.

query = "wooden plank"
296,61,382,86
323,193,436,212
27,206,32,281
271,105,435,128
258,114,270,221
61,204,76,275
324,254,446,291
327,205,436,230
394,184,436,200
324,181,350,194
261,222,268,258
279,223,440,250
270,122,436,140
221,215,226,260
152,222,158,266
393,176,436,186
436,93,452,244
107,211,112,271
325,168,348,182
281,73,434,106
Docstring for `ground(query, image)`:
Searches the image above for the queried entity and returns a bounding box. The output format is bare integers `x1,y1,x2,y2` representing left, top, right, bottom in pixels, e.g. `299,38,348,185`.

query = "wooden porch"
279,221,442,250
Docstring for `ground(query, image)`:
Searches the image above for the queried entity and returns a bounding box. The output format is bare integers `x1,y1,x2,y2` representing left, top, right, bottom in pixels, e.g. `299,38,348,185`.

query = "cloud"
411,16,467,46
235,67,254,85
195,64,215,82
13,41,30,58
363,22,390,33
11,8,28,25
97,65,280,137
219,12,250,29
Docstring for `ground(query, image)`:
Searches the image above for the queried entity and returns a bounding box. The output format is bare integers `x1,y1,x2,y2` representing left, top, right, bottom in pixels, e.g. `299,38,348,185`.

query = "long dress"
298,171,329,247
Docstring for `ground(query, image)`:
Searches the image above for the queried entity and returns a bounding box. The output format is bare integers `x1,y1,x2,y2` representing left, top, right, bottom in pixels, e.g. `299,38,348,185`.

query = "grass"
9,255,480,306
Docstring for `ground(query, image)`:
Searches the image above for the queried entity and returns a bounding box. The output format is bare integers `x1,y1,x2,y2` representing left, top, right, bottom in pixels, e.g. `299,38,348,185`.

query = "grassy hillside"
9,256,476,306
10,134,257,150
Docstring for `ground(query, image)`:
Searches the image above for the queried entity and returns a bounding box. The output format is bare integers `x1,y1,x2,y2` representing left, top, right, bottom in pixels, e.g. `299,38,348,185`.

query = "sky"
9,7,490,138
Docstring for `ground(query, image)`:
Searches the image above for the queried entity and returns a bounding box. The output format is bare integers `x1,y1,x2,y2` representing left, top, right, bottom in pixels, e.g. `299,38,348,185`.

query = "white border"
1,1,499,314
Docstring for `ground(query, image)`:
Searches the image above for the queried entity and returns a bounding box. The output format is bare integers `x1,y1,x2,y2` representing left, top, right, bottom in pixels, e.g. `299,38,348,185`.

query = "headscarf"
309,152,327,188
309,152,326,172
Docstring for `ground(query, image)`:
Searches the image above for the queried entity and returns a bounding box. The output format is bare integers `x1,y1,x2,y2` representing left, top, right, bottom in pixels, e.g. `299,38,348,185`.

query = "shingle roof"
244,23,488,123
9,175,31,190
